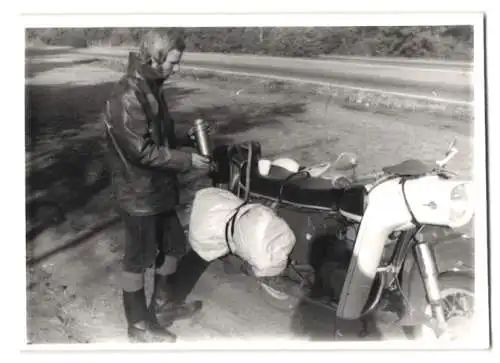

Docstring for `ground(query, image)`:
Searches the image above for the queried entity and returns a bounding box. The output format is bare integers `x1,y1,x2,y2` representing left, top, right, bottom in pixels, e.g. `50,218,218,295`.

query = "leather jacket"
102,52,193,216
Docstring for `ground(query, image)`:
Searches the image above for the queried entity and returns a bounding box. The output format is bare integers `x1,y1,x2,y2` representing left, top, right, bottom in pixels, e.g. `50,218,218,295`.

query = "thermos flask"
191,118,212,157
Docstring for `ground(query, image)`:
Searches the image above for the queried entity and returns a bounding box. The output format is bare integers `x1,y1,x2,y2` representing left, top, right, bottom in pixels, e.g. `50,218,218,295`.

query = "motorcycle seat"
239,163,345,210
382,159,431,177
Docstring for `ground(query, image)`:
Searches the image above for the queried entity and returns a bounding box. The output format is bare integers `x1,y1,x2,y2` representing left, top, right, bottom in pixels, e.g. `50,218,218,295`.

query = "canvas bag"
188,187,296,277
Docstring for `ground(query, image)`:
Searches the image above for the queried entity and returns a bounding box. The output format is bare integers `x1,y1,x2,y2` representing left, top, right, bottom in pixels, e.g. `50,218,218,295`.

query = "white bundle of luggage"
188,187,296,277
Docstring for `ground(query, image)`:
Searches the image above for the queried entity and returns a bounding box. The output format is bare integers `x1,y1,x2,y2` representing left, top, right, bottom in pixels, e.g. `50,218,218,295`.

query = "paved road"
74,47,473,104
318,54,472,69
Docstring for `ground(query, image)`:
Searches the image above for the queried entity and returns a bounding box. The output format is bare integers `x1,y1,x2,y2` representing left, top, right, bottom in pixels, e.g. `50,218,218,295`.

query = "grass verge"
96,57,474,123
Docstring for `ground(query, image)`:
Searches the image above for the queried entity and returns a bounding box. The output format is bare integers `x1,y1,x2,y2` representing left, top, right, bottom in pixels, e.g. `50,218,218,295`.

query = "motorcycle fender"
399,234,475,326
337,178,413,320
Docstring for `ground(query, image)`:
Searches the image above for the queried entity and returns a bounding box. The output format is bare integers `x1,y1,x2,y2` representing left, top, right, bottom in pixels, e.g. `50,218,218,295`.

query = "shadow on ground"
289,299,384,341
26,79,113,241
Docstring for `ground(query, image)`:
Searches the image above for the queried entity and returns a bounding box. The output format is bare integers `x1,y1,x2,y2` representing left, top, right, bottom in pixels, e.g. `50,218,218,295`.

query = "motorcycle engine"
315,222,359,302
318,223,401,303
342,223,359,252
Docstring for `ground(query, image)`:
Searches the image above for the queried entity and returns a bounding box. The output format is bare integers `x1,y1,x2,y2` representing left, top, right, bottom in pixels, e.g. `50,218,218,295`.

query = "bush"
29,28,88,48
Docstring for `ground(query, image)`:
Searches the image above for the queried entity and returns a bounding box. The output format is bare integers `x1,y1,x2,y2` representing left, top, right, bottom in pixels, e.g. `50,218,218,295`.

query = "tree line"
26,26,474,60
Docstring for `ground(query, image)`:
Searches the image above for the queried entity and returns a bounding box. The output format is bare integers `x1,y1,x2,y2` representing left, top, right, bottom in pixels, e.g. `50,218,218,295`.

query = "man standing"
102,30,211,343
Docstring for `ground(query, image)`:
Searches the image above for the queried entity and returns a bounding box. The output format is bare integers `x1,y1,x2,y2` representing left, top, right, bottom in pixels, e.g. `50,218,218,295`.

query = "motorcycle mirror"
446,138,458,156
333,152,359,171
437,140,459,168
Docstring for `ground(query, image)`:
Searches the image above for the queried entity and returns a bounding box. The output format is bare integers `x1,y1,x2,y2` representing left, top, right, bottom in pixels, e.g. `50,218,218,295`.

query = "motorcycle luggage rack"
238,189,339,214
232,168,341,215
227,141,344,213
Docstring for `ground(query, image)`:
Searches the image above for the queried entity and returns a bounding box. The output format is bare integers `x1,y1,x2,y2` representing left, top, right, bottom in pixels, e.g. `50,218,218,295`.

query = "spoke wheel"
405,274,475,342
437,287,474,340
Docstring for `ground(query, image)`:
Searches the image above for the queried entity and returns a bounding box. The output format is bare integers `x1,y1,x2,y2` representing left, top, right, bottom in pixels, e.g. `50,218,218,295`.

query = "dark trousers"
120,209,187,274
120,208,210,302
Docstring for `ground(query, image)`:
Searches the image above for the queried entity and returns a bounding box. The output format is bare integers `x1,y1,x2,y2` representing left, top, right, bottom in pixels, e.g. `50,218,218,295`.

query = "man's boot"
149,274,203,327
123,288,177,343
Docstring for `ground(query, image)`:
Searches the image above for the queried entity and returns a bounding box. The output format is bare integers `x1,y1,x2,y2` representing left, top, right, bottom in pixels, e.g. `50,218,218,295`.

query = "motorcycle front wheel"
403,273,474,341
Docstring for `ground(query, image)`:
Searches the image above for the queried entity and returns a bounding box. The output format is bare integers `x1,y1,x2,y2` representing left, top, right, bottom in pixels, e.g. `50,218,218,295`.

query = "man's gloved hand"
176,133,195,148
191,153,211,170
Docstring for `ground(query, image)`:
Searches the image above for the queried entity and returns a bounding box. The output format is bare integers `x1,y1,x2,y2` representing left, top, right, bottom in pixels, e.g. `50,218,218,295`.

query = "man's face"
149,46,183,81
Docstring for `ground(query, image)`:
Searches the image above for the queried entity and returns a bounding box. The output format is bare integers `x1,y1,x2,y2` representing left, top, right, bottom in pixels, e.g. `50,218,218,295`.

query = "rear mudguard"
399,232,475,326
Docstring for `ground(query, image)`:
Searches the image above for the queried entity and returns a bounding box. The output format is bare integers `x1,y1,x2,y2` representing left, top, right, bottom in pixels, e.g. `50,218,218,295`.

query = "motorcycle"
191,120,475,341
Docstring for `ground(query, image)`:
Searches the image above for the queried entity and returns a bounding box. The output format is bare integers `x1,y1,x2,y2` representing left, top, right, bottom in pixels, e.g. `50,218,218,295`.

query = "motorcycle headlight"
449,182,474,228
401,176,474,229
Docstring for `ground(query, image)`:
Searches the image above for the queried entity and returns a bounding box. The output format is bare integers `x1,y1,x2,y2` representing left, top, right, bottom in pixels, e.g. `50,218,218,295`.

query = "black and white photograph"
18,8,491,353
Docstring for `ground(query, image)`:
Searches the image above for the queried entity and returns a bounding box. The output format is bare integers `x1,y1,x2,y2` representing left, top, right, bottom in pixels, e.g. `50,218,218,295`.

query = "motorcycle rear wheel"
258,265,315,311
259,282,302,311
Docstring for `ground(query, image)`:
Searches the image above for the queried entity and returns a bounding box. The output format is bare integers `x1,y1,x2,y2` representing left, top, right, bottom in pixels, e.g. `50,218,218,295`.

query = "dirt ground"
25,47,476,345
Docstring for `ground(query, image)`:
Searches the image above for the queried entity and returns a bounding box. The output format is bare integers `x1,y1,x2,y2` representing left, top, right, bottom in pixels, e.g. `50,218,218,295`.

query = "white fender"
337,177,414,320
